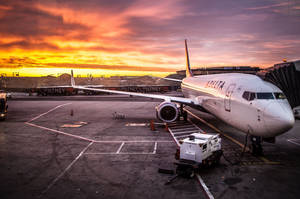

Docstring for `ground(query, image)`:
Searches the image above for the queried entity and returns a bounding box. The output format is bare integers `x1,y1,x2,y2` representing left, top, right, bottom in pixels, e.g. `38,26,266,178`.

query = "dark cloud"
41,0,139,14
44,63,176,72
0,40,59,50
0,56,39,68
0,1,90,39
0,0,300,70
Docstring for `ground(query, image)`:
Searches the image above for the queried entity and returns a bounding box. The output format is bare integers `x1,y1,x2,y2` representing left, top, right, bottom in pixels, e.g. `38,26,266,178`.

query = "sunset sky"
0,0,299,77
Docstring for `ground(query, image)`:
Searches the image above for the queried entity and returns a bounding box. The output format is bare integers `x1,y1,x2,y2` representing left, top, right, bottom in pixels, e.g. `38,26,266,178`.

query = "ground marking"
85,141,159,155
41,142,94,195
94,140,172,143
27,103,72,123
26,122,95,142
153,142,158,154
84,152,157,155
26,103,211,197
27,122,172,144
287,139,300,146
167,128,180,147
116,142,125,153
196,174,214,199
26,104,173,144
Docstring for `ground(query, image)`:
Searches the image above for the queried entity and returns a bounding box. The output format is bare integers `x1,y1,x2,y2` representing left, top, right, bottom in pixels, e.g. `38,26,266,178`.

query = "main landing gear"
179,104,188,121
250,136,263,156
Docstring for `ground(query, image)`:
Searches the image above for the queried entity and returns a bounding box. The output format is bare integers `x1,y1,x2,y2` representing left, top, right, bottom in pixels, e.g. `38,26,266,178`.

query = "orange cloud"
0,0,300,77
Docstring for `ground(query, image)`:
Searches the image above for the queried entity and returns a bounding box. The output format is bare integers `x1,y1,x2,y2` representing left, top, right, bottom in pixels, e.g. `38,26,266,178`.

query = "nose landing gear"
250,136,263,156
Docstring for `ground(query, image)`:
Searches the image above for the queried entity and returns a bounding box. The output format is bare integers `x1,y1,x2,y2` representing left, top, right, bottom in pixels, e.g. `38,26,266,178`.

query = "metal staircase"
167,120,205,146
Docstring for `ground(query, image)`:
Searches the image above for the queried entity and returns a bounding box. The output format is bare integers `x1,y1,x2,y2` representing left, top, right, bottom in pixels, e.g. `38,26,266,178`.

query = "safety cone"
150,120,156,131
165,123,169,132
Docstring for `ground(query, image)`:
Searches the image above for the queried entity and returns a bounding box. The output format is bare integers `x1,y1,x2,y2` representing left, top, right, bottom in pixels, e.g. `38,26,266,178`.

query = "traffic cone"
150,120,156,131
165,123,169,132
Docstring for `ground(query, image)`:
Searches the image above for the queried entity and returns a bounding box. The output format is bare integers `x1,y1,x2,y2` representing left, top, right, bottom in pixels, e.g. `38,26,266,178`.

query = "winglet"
185,39,193,77
71,70,75,87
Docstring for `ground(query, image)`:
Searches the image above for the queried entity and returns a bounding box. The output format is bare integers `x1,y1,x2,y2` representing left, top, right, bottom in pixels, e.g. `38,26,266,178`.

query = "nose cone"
263,102,295,136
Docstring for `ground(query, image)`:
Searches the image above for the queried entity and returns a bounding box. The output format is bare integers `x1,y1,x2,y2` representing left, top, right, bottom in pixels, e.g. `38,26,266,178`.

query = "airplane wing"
70,70,197,105
163,77,182,82
73,85,197,105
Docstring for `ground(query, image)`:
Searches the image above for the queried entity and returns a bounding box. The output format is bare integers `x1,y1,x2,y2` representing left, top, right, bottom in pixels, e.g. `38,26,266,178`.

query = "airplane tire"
250,144,263,156
183,111,188,121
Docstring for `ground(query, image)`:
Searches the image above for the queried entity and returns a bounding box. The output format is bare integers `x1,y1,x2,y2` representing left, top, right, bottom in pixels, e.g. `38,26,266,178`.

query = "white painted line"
27,122,174,144
116,142,125,154
28,103,71,123
27,122,173,143
168,128,180,147
41,142,94,195
94,140,173,143
152,142,158,154
171,127,198,131
26,103,172,146
84,152,156,155
287,139,300,146
26,122,95,142
196,174,214,199
125,123,148,126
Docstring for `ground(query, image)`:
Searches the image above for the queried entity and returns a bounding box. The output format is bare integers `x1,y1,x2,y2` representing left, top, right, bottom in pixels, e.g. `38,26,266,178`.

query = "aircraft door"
224,84,236,112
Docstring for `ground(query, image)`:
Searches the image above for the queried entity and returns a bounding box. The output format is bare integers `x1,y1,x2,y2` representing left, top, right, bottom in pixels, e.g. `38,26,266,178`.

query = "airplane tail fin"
71,70,75,87
185,39,193,77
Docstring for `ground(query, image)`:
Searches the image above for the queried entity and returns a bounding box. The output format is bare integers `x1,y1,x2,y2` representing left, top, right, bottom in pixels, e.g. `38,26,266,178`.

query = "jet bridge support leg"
250,136,263,156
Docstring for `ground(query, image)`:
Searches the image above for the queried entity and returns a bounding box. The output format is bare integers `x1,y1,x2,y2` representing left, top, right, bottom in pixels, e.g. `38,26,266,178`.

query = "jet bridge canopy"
258,60,300,108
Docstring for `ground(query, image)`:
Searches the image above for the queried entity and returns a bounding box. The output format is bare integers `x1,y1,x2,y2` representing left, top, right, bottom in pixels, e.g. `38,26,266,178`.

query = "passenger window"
274,92,286,99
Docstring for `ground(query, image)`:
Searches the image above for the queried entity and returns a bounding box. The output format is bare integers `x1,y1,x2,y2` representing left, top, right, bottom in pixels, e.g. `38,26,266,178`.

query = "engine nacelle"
156,102,179,123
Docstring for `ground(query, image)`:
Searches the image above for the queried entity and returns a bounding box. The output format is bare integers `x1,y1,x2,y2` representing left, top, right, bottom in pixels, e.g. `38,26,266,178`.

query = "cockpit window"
256,92,274,99
274,92,286,99
249,92,255,101
242,91,255,101
242,91,250,100
242,91,286,101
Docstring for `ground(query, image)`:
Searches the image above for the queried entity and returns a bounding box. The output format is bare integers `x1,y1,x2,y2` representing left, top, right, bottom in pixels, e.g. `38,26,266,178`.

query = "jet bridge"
258,60,300,108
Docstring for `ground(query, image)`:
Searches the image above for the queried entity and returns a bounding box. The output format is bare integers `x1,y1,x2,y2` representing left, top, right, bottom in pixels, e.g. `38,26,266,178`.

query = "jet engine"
156,102,179,123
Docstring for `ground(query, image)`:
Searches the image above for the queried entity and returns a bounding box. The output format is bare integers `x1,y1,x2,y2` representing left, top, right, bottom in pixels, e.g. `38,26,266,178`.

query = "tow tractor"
0,91,8,120
174,133,222,177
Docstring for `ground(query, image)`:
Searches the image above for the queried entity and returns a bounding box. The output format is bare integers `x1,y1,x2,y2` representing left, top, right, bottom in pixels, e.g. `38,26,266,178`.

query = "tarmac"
1,95,300,199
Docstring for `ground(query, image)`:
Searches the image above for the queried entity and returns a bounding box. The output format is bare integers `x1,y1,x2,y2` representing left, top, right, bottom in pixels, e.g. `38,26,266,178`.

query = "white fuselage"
181,73,295,137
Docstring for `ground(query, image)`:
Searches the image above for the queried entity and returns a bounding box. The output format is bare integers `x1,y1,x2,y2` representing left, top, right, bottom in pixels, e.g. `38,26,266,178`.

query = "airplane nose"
263,102,295,136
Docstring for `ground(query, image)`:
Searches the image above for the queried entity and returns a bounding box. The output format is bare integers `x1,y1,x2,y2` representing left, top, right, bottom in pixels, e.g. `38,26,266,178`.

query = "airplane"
70,40,295,155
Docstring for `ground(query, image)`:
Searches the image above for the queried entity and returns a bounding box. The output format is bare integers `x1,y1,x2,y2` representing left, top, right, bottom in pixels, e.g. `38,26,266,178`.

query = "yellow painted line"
258,156,281,165
184,109,250,150
184,109,280,165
